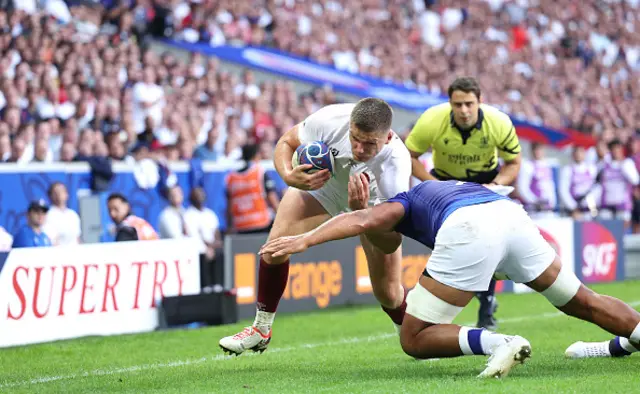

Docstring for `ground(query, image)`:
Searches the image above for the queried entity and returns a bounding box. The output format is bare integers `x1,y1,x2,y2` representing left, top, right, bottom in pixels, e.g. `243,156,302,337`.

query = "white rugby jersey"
298,104,411,204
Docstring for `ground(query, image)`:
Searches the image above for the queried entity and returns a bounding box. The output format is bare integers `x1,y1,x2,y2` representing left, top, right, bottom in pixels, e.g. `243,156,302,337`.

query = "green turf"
2,281,640,393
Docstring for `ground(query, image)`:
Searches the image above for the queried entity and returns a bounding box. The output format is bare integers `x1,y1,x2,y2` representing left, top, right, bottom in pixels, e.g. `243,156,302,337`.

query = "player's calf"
558,288,640,338
359,235,407,325
527,257,640,341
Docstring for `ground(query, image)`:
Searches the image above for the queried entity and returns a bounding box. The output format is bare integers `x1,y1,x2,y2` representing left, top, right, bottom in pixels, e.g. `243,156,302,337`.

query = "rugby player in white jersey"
220,98,412,355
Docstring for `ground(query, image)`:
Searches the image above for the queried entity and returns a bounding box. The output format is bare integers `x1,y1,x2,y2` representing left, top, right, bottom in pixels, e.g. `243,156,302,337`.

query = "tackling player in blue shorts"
261,180,640,378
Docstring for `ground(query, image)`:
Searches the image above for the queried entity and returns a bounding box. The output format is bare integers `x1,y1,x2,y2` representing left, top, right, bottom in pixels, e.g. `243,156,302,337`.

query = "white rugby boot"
565,341,611,359
478,335,531,378
219,326,271,356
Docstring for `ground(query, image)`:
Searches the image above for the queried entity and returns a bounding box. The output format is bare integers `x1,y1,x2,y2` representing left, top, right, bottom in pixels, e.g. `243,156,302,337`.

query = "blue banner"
163,40,595,148
0,163,286,239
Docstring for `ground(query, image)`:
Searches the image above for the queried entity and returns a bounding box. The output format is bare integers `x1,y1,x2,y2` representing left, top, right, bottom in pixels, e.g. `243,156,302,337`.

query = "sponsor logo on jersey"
480,136,489,148
447,153,482,166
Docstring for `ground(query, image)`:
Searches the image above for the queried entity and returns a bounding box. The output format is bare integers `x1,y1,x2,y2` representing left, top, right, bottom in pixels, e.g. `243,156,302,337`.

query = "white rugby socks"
629,323,640,344
253,311,275,333
458,327,509,356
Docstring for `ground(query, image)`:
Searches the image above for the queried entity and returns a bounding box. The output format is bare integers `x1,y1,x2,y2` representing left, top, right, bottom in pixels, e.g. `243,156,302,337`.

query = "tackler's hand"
260,234,310,258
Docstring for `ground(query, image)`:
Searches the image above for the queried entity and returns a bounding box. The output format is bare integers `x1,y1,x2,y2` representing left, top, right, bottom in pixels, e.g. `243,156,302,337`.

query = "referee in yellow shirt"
405,76,522,330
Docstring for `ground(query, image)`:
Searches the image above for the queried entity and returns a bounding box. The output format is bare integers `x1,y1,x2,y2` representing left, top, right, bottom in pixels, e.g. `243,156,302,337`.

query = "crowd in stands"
1,0,639,164
0,0,337,165
168,0,640,141
2,0,640,246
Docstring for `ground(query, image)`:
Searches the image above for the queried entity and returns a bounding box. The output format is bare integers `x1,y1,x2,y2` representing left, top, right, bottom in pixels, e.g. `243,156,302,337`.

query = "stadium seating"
172,0,640,139
0,2,335,166
0,0,639,235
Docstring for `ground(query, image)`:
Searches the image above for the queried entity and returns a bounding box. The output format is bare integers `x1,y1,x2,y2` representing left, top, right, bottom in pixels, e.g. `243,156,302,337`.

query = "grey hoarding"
224,234,431,320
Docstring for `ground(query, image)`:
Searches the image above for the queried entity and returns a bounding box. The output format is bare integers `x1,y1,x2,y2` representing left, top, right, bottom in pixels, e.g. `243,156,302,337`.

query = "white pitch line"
2,300,640,389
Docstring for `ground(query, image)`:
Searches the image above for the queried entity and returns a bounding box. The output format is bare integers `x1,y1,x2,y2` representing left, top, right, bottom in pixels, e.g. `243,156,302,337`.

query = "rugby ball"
292,141,335,174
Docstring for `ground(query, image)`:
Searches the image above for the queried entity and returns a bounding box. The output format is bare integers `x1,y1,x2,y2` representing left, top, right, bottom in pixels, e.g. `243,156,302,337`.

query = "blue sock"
459,327,508,355
608,337,636,357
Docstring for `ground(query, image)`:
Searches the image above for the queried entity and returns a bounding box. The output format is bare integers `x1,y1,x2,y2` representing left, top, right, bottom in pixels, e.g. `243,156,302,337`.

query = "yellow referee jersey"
405,102,521,183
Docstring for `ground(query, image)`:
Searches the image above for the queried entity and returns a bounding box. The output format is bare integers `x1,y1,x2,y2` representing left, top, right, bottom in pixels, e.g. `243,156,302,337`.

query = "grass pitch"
1,281,640,393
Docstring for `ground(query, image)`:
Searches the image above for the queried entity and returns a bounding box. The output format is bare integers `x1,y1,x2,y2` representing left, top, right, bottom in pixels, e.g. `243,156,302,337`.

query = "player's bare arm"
492,152,522,185
260,202,405,257
348,172,405,249
409,149,438,181
274,124,331,190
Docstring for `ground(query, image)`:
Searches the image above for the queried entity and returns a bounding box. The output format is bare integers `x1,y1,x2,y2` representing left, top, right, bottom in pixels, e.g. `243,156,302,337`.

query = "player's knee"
372,282,402,309
540,264,582,308
399,333,421,358
399,325,441,360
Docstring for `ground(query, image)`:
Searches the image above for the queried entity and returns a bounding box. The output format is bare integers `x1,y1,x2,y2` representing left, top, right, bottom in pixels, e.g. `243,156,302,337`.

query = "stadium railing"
0,161,286,238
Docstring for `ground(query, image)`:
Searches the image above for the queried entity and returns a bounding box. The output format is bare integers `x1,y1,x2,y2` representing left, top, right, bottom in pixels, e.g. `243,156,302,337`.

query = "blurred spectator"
597,139,640,228
43,182,81,245
158,185,187,239
558,146,598,220
9,138,25,163
629,139,640,233
587,137,612,164
236,70,261,100
107,193,158,241
226,144,278,234
12,200,52,248
517,143,557,217
0,225,12,252
32,138,53,163
106,133,126,160
194,128,220,161
184,187,222,288
132,68,165,134
0,133,10,162
60,142,77,162
184,187,222,256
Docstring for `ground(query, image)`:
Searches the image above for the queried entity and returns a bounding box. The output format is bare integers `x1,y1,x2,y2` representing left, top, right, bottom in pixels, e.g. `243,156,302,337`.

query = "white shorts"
426,199,556,292
308,166,383,216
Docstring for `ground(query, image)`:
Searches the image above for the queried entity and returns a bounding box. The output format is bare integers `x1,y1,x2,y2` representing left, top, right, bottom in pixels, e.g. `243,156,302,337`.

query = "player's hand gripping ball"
292,141,335,175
